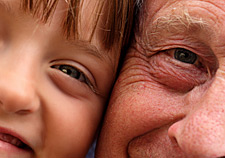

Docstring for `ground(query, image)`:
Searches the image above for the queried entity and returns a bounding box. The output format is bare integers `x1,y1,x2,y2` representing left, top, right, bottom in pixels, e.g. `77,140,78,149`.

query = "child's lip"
0,126,33,152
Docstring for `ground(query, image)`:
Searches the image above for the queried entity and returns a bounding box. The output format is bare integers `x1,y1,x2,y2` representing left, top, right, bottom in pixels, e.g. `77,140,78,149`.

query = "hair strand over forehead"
21,0,135,51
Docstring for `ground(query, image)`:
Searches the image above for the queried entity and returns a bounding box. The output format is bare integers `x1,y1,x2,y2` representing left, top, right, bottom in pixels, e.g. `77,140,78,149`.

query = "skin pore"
0,0,133,158
96,0,225,158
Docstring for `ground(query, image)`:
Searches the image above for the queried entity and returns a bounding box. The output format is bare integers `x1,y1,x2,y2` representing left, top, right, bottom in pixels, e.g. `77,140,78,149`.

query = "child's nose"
0,56,40,114
0,79,40,114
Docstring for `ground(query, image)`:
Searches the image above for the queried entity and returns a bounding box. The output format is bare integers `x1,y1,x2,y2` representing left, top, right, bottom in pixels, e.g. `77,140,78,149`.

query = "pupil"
179,52,189,60
66,69,72,75
59,65,80,78
174,48,197,64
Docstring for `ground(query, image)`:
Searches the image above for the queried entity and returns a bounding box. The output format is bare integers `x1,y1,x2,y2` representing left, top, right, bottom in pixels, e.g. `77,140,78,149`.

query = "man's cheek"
111,78,186,137
127,124,185,158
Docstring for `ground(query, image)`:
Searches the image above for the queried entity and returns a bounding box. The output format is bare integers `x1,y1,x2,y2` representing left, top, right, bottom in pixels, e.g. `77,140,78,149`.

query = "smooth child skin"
0,0,119,158
96,0,225,158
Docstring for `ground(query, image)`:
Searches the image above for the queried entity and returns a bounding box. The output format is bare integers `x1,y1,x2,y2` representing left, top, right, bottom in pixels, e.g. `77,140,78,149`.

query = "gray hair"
135,0,144,15
135,0,143,8
133,0,144,33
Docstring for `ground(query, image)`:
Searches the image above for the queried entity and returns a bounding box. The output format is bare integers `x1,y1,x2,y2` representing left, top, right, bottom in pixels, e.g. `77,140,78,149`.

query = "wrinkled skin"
96,0,225,158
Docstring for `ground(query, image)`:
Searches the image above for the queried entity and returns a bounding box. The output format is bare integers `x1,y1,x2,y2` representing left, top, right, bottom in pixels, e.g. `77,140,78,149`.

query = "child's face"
0,0,119,157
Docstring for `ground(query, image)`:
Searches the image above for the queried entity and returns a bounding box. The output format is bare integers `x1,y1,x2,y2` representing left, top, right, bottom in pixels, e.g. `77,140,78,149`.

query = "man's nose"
0,55,40,114
168,73,225,158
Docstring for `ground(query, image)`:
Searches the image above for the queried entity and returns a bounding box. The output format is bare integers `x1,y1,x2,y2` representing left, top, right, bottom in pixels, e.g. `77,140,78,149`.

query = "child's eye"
52,65,86,82
50,64,97,93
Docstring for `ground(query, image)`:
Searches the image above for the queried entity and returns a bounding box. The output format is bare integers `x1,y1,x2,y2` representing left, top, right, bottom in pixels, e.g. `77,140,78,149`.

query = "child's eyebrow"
67,40,104,59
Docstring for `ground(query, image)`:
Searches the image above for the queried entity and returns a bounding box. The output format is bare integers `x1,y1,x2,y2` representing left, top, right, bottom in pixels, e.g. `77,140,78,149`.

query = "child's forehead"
1,0,106,45
0,0,104,34
0,0,133,54
0,0,119,73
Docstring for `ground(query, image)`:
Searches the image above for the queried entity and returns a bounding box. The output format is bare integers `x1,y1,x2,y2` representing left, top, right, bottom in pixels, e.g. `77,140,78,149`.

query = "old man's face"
96,0,225,157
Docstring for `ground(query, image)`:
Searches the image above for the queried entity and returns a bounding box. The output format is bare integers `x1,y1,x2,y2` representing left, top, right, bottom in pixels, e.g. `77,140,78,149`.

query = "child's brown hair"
22,0,134,52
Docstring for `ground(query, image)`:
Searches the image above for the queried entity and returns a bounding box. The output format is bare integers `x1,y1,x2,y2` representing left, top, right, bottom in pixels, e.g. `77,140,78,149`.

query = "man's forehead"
135,0,219,54
143,0,225,18
137,0,223,39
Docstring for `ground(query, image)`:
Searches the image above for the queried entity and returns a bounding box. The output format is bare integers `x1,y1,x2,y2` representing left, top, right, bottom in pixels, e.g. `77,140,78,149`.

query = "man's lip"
0,127,31,149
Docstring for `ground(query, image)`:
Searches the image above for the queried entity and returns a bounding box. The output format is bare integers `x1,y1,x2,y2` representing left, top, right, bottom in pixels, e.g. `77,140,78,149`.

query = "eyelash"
51,65,86,81
163,48,208,73
51,64,97,94
146,47,214,92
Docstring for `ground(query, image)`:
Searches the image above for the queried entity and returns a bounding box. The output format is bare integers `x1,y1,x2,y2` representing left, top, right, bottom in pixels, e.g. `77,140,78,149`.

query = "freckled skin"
96,0,225,158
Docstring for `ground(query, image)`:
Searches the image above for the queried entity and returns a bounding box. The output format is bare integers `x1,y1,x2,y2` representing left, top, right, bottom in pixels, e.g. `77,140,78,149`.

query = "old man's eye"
165,48,206,71
148,48,210,92
174,48,197,64
51,65,86,82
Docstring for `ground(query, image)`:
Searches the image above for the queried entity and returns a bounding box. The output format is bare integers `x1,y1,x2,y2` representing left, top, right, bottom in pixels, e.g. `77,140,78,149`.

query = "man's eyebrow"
157,12,208,30
141,10,212,50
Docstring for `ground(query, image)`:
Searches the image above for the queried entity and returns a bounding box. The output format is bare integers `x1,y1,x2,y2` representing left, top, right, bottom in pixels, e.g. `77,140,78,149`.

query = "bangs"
21,0,92,38
21,0,134,51
22,0,59,22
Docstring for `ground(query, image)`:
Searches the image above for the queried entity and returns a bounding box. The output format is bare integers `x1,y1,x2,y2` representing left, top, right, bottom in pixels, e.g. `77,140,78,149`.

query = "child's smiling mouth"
0,128,34,158
0,133,30,149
